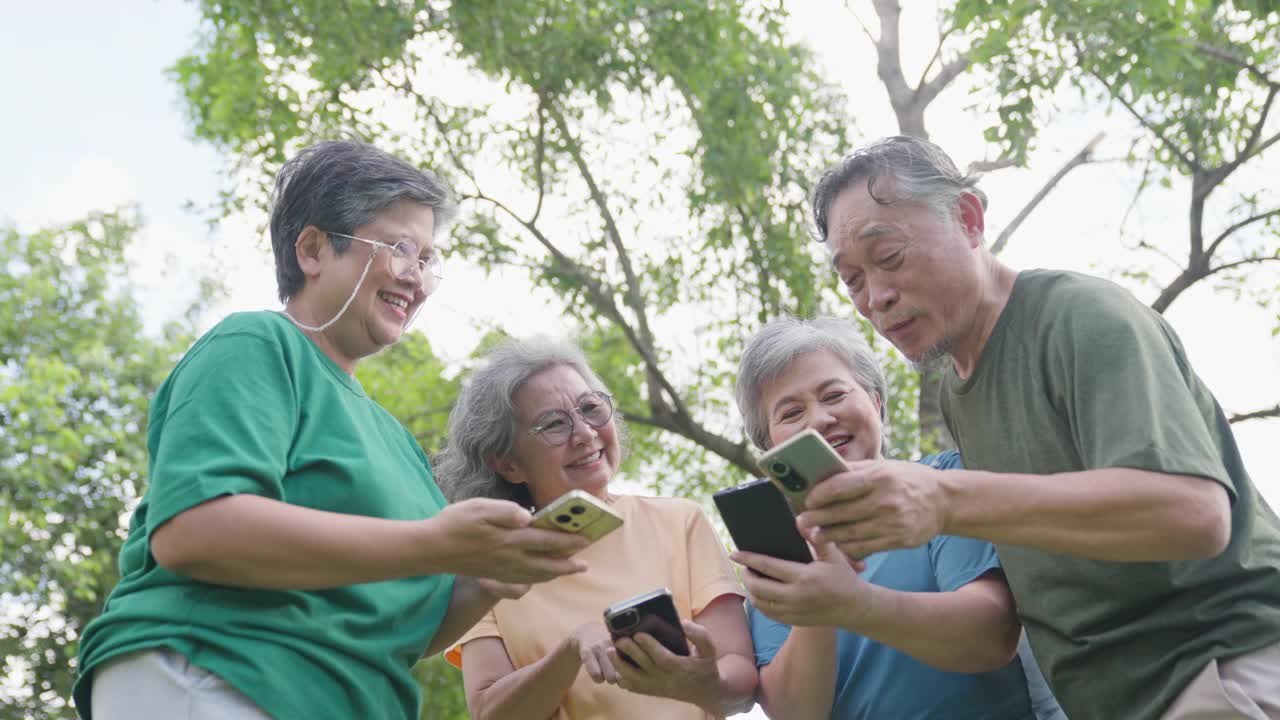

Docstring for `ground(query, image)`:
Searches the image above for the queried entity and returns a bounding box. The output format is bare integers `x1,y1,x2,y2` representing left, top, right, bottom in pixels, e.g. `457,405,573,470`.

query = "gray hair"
735,316,888,453
811,135,988,244
435,335,630,506
268,140,458,302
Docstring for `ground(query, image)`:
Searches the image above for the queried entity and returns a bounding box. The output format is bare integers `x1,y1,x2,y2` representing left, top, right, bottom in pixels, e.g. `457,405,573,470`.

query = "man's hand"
798,459,949,559
426,498,589,584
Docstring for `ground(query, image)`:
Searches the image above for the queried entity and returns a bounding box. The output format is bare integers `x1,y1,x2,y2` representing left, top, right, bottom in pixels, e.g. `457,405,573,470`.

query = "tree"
0,211,182,719
170,0,915,501
952,0,1280,423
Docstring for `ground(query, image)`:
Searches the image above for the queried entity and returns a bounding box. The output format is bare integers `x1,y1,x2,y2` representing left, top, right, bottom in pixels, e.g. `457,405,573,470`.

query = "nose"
866,273,898,314
569,414,599,445
808,403,839,432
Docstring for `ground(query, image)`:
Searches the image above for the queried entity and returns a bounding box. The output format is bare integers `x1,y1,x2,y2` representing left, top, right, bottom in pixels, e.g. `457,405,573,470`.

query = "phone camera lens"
555,514,572,524
770,463,808,493
769,461,790,476
570,505,586,515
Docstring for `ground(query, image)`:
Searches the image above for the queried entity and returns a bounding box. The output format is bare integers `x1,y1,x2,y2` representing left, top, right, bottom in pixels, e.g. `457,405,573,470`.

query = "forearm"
846,580,1019,673
151,494,452,588
758,627,837,720
470,640,581,720
424,578,497,657
940,467,1231,561
701,653,758,717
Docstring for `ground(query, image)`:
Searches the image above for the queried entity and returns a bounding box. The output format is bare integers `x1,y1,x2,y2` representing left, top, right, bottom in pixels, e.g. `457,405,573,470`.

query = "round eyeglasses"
527,392,615,446
326,231,444,295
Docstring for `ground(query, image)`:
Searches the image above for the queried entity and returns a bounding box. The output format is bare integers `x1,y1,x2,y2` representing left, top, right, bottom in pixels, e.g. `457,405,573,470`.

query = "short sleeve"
683,503,745,615
1049,286,1233,496
928,534,1002,593
145,332,299,535
746,603,791,667
445,609,501,669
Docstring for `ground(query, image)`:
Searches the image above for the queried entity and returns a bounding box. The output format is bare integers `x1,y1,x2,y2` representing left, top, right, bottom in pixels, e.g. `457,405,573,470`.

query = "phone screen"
713,479,812,565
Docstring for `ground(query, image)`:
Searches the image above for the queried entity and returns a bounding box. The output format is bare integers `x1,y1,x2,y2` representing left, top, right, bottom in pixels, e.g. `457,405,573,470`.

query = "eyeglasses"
326,231,444,295
527,392,614,446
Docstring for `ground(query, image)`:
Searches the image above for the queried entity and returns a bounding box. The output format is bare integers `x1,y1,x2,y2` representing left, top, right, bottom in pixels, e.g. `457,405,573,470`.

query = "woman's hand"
426,498,590,584
569,621,622,684
732,540,878,629
606,621,723,712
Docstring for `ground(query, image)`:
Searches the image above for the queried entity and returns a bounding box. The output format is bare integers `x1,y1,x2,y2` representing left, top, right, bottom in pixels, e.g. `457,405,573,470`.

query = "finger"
580,642,605,683
597,646,620,684
629,632,679,667
613,636,655,671
607,647,640,689
803,467,874,508
796,497,880,532
731,550,804,583
683,620,716,659
518,527,592,556
472,498,534,528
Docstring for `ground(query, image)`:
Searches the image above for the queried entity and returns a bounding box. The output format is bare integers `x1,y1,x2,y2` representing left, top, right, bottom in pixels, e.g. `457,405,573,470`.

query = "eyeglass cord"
280,250,377,332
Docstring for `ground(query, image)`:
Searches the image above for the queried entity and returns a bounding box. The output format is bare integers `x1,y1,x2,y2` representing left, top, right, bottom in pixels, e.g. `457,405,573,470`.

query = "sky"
2,2,1278,717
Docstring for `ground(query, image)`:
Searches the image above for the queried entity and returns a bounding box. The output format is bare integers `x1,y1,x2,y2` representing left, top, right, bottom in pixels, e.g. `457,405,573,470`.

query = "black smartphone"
603,588,689,665
713,478,813,565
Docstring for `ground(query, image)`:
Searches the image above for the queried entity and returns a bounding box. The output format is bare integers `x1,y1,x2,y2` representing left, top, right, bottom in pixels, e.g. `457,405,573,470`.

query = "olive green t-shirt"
941,270,1280,720
74,311,454,720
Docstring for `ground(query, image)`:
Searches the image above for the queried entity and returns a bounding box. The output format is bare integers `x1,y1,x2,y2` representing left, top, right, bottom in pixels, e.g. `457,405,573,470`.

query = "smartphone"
756,428,847,513
713,478,812,564
603,588,689,665
530,489,623,543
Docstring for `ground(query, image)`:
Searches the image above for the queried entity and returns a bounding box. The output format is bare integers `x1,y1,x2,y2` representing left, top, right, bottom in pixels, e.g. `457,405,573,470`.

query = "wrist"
842,583,892,633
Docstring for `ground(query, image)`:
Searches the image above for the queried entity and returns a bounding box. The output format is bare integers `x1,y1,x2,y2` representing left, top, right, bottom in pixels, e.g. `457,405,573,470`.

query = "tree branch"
1229,404,1280,424
1206,83,1278,192
872,0,912,110
967,157,1019,173
1192,42,1279,86
1205,254,1279,278
1207,207,1280,259
917,55,971,109
1074,40,1200,172
543,102,682,422
991,132,1105,255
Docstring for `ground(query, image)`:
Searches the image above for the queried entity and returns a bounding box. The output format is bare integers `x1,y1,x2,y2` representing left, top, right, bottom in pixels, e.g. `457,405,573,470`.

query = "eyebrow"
770,378,848,415
830,224,897,269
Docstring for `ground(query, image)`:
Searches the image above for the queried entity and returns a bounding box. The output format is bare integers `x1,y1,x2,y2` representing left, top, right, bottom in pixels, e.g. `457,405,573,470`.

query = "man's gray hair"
736,316,888,453
435,335,628,507
811,135,987,244
268,140,458,302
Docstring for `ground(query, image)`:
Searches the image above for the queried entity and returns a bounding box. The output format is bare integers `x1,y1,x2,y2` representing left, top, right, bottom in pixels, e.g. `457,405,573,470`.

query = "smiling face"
826,181,985,367
760,350,883,462
292,199,437,371
495,364,621,508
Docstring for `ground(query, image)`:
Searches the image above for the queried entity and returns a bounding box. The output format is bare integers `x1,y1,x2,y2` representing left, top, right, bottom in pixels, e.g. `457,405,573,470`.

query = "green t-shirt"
73,311,454,720
941,270,1280,720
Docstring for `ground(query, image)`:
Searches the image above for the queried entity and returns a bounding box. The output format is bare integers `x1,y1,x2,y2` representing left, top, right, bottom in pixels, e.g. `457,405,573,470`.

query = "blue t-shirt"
748,450,1047,720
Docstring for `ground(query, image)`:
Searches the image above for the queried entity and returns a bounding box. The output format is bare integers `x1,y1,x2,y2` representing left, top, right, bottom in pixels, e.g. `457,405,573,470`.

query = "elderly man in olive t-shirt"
799,135,1280,720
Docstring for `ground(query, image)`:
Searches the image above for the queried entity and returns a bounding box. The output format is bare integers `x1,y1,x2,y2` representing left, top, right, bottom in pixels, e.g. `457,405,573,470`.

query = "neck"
949,256,1017,379
282,299,358,375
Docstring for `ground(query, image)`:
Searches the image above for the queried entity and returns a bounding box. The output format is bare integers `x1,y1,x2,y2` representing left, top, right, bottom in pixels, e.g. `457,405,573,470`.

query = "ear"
294,226,330,279
486,455,526,486
956,192,986,248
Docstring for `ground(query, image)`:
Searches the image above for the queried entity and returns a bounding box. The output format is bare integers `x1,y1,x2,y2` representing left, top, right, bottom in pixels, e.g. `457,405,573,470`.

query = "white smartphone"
530,489,623,543
756,428,847,513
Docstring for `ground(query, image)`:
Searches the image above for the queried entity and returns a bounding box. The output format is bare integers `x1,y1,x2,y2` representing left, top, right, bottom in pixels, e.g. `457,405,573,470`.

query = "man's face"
825,180,981,365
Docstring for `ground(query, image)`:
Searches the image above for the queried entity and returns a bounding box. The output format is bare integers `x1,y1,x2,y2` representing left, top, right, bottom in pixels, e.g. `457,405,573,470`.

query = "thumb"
813,540,844,564
683,620,717,658
470,498,532,528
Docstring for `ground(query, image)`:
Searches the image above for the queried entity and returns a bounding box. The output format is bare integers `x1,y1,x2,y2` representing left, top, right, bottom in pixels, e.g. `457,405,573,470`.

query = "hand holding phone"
713,478,812,565
603,588,689,665
530,489,623,543
756,428,847,513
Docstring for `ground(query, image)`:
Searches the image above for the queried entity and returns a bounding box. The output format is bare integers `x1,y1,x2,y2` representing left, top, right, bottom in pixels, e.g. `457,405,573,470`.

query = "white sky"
2,3,1278,717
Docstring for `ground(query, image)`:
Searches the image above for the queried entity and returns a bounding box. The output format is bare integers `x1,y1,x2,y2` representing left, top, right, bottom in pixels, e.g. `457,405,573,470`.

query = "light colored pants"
1160,641,1280,720
90,647,273,720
